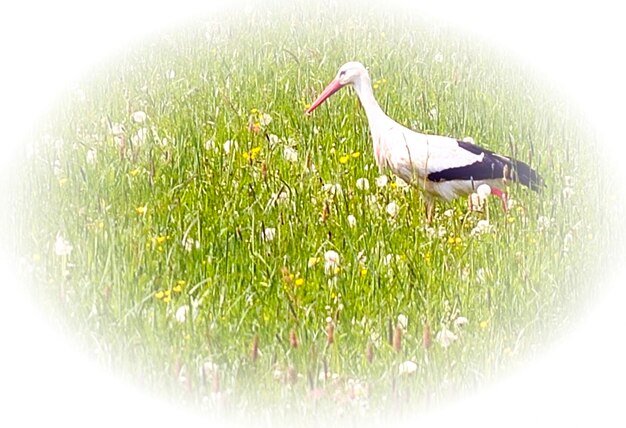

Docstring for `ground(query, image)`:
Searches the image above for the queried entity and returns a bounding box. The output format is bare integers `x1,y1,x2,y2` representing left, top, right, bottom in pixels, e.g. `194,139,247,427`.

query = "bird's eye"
339,70,346,78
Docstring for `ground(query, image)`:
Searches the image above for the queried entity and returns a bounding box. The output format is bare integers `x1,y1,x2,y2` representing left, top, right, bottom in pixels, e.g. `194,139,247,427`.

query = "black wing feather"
427,140,544,191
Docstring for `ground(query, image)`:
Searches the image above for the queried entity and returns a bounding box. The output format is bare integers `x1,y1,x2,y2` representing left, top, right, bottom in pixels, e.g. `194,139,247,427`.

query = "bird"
305,61,543,223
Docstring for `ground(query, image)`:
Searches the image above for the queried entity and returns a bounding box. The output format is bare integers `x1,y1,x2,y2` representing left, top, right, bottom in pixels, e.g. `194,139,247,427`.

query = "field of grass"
13,0,617,425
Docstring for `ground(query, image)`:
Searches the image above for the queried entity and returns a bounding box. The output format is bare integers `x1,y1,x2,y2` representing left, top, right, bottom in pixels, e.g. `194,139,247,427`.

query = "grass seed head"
393,325,402,353
366,342,374,364
251,335,259,362
423,322,432,350
289,329,299,349
326,322,335,345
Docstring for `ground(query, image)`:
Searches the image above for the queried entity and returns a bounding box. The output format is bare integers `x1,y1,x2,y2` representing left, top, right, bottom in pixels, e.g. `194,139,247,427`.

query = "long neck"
352,73,390,129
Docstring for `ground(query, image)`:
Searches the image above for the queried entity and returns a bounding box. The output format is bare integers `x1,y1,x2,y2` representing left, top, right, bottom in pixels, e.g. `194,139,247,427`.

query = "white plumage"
306,61,542,221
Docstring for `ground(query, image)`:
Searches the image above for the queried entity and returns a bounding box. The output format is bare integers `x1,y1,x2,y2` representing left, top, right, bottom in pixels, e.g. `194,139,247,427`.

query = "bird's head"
306,61,369,114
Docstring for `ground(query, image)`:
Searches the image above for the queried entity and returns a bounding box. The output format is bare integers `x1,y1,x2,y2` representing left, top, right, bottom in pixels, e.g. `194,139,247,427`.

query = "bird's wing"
427,138,544,190
383,128,485,181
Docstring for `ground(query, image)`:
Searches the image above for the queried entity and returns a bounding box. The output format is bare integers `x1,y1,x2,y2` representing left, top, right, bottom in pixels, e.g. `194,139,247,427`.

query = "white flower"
443,208,454,218
53,160,63,177
110,123,125,136
271,190,290,205
182,237,200,252
322,183,343,196
283,146,299,162
347,214,357,228
86,149,97,165
175,305,189,323
267,134,280,147
131,111,147,123
471,219,494,236
375,175,388,188
262,227,276,242
395,176,409,189
366,194,378,208
454,316,469,327
476,184,491,201
383,254,401,266
537,215,552,231
204,139,215,151
506,198,516,210
223,139,237,154
324,250,340,275
356,177,370,191
435,326,458,348
469,192,482,211
397,314,408,330
356,250,367,264
433,52,444,63
386,201,399,218
54,233,73,256
429,107,438,120
131,128,148,146
260,113,272,126
200,361,219,380
166,69,176,80
398,360,418,375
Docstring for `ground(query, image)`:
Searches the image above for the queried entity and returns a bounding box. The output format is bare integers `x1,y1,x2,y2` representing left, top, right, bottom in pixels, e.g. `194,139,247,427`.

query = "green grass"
14,0,615,425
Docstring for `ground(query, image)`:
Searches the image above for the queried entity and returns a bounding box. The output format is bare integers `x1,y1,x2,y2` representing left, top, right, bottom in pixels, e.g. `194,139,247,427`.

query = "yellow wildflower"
339,155,350,164
129,168,141,177
308,257,320,268
360,267,368,277
295,278,305,286
480,320,489,329
58,178,68,186
243,146,262,161
155,291,164,300
351,151,360,158
173,280,186,293
135,205,148,215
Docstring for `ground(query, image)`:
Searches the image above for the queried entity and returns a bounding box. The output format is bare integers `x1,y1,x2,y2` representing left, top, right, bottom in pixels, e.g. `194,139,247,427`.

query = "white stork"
305,61,543,222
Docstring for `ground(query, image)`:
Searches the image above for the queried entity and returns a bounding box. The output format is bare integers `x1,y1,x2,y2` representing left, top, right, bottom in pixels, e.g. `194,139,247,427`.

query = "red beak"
305,79,344,114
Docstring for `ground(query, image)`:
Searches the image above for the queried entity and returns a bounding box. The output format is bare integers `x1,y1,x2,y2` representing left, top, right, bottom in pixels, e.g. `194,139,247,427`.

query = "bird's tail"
509,159,544,191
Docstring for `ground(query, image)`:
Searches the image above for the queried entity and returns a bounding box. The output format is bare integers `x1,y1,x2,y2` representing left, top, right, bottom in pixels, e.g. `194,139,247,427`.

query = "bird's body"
306,61,543,221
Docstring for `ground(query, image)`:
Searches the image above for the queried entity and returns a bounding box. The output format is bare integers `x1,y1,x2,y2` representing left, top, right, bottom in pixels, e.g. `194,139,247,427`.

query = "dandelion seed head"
454,316,469,327
435,326,458,348
477,183,492,200
397,314,408,330
223,139,238,154
53,233,73,257
386,201,399,218
262,227,276,242
356,177,370,191
86,149,97,165
398,360,418,375
324,250,340,275
283,146,299,162
131,128,148,146
375,175,388,188
131,111,147,123
175,305,189,323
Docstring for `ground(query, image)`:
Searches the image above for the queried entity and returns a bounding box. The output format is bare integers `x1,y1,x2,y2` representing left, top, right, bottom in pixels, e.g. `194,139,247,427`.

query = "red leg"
490,187,508,212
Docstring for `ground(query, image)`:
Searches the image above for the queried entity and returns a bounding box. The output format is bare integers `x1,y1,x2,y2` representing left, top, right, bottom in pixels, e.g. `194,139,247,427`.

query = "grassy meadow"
14,0,615,424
